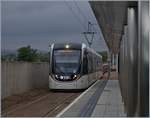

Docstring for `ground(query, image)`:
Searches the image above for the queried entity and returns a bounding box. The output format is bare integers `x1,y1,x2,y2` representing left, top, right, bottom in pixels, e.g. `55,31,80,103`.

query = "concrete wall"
1,62,49,99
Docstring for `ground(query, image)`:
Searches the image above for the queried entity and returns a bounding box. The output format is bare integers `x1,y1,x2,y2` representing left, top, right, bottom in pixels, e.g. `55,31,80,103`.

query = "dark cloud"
1,1,108,52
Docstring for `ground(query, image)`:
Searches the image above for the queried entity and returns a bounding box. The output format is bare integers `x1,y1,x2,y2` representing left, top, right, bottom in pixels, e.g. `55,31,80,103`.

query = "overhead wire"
73,0,98,32
74,1,89,26
64,1,87,31
74,1,100,48
73,1,107,50
73,0,103,47
64,0,104,48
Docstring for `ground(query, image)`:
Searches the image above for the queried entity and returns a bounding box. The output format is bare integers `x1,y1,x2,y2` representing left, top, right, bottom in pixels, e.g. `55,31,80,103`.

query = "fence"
1,62,49,99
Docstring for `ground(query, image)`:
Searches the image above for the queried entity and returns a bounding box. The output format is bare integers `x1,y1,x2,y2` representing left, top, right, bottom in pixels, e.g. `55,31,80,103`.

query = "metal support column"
127,7,138,116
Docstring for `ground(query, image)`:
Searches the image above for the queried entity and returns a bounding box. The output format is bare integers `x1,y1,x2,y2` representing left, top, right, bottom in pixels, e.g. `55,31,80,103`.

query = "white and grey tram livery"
49,43,103,90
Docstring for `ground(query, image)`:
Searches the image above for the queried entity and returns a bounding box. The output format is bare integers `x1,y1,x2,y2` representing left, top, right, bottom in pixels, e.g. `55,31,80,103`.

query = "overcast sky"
1,1,108,52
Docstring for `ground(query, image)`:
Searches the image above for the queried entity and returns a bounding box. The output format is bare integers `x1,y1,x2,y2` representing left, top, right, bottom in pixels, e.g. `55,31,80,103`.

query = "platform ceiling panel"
90,1,137,54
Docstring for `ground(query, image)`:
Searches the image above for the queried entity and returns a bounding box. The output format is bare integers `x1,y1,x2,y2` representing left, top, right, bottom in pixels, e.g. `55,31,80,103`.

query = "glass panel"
53,50,81,75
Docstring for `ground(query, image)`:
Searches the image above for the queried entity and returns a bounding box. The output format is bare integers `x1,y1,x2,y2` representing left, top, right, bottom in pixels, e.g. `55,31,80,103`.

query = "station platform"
56,74,126,117
91,80,126,117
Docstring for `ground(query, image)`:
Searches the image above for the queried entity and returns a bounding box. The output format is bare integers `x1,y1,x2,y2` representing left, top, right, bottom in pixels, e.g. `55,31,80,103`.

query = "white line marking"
56,80,100,117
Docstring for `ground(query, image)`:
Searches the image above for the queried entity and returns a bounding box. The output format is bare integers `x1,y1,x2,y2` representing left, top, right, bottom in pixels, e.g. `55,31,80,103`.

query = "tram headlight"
55,75,58,78
73,74,80,80
60,76,64,79
74,75,77,78
65,44,70,49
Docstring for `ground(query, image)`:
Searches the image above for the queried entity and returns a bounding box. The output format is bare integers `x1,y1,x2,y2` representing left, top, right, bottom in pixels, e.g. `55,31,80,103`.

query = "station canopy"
89,1,137,54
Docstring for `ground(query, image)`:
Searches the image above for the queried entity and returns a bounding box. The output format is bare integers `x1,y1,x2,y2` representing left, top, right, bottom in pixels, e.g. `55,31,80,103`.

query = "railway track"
2,89,81,117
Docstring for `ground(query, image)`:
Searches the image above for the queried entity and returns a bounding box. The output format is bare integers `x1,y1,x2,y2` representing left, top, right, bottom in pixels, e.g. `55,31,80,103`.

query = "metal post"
127,7,138,116
137,1,149,116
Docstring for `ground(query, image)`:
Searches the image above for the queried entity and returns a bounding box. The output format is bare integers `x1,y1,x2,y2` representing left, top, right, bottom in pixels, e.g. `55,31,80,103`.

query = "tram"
49,43,103,90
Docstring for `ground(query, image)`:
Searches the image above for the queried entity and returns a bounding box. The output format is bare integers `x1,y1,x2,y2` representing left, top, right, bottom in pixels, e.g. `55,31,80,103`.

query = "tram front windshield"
53,50,81,75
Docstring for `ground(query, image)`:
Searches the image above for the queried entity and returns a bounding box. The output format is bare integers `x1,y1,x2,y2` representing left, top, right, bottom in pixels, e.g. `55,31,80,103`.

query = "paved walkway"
56,71,126,117
57,79,126,117
92,80,126,117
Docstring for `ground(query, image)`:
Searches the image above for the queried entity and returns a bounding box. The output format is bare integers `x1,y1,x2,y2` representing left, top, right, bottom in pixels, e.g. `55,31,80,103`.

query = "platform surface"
92,80,126,117
57,79,126,117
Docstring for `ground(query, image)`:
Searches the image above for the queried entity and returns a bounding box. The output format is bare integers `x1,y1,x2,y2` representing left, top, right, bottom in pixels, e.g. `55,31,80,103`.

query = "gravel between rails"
2,88,81,117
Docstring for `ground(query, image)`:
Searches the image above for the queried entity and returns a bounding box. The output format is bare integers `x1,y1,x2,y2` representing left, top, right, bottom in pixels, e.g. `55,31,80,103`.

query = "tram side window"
96,57,98,71
87,53,90,73
92,53,94,72
93,55,96,72
96,57,101,71
83,52,88,74
49,51,51,73
88,52,93,73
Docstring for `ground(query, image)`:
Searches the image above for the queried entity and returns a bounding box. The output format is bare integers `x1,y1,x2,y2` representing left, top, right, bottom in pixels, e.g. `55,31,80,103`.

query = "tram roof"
53,43,82,50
